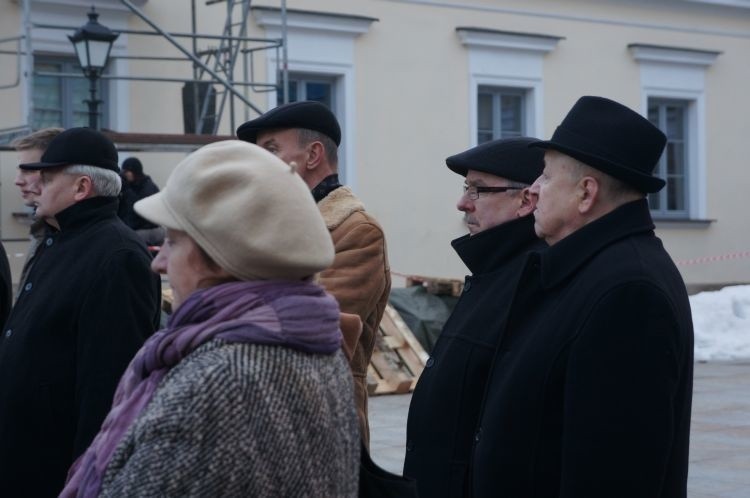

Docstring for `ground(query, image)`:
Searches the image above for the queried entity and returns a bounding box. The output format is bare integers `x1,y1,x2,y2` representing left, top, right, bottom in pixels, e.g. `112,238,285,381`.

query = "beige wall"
2,0,749,289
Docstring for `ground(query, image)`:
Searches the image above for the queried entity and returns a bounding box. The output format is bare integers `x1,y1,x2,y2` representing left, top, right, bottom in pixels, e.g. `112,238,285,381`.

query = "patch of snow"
690,285,750,360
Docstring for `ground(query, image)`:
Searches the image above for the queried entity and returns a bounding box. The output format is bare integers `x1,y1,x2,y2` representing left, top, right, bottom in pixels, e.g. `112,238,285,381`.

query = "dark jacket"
118,175,160,231
403,215,544,498
0,241,12,326
0,197,160,498
471,199,693,498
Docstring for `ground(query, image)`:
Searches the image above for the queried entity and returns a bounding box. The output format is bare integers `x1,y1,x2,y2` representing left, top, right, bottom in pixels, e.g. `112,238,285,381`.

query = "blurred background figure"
118,156,165,246
62,140,359,497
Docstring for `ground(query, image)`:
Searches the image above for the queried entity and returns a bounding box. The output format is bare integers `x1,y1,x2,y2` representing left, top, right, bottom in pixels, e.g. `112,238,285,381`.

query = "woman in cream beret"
62,140,359,497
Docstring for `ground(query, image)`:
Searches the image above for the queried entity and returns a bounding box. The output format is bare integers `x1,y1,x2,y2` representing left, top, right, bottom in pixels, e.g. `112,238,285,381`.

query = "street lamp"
68,7,119,130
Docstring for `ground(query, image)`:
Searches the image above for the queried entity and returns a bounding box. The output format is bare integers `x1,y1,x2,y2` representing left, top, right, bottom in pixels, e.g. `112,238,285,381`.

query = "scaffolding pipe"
281,0,288,104
31,24,276,44
33,71,276,87
119,0,262,115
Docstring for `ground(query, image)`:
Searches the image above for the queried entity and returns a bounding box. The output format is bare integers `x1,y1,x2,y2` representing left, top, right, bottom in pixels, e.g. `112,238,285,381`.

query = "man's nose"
456,193,474,212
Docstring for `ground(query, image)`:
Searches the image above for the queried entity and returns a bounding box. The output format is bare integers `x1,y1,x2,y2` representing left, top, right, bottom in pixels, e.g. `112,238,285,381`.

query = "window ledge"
653,218,715,229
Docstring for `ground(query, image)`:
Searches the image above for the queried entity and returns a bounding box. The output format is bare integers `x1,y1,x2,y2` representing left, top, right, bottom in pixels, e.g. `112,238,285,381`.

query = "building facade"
1,0,749,291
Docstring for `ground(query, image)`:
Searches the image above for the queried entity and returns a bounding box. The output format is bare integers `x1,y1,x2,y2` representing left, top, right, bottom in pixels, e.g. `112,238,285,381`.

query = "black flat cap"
530,96,666,193
236,101,341,146
121,157,143,175
19,127,119,173
446,137,545,184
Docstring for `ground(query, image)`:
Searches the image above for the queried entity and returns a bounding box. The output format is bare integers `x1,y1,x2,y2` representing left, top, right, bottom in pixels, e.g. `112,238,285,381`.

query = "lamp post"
68,7,119,130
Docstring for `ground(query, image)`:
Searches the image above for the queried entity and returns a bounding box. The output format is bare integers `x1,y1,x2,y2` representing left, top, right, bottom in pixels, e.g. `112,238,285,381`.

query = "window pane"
478,93,493,131
478,132,493,144
647,98,690,216
305,82,332,108
500,94,522,136
667,141,685,176
276,80,297,104
666,105,684,140
71,77,90,128
667,176,685,211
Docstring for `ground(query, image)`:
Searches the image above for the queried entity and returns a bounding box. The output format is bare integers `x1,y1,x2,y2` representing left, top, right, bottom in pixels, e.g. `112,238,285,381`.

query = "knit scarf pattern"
60,279,342,498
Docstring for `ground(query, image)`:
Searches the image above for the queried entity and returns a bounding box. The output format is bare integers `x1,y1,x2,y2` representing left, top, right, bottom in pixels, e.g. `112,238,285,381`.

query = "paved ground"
369,361,750,497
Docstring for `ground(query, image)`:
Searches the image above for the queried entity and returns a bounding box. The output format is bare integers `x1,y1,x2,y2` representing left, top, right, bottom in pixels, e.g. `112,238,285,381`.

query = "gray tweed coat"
99,340,359,497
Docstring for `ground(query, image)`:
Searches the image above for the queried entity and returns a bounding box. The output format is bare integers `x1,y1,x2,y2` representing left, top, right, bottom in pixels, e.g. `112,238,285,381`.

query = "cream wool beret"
134,140,334,280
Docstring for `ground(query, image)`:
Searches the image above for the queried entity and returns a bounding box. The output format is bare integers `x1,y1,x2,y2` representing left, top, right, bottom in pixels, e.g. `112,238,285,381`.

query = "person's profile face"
456,170,522,235
15,148,44,207
529,151,580,245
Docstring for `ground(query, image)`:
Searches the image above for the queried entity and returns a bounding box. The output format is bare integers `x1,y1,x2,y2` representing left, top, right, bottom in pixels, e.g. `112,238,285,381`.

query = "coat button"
46,238,53,246
24,282,32,292
474,428,482,443
463,280,472,292
425,357,435,368
4,329,11,338
406,440,414,452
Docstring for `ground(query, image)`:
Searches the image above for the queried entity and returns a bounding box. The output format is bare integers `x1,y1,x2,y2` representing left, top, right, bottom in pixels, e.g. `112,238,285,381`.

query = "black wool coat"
470,199,694,498
403,215,545,497
0,197,160,498
0,241,12,326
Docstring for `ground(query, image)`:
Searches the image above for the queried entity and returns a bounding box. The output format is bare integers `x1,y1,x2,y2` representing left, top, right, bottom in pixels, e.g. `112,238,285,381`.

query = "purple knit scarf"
60,279,341,498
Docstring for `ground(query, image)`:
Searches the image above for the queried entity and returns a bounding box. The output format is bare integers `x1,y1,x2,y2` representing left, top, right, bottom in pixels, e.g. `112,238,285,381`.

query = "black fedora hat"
19,127,119,173
446,137,544,184
236,100,341,146
531,96,666,193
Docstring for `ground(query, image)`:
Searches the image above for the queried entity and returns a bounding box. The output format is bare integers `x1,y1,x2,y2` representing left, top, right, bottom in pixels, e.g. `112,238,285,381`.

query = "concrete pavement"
369,361,750,497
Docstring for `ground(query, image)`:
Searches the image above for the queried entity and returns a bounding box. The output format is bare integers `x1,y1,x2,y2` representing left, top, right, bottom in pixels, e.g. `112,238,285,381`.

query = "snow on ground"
691,285,750,360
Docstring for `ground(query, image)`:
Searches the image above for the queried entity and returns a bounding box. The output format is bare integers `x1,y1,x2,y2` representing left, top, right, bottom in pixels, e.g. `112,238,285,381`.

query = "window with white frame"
648,98,689,216
456,28,562,146
277,74,336,111
629,43,720,221
477,86,526,144
32,57,107,129
252,6,376,188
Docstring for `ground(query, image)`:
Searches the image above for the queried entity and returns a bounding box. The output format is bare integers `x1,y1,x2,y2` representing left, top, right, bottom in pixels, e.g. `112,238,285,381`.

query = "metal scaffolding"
0,0,288,143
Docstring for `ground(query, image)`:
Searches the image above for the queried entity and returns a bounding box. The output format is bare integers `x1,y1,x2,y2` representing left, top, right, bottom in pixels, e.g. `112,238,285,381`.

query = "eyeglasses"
463,184,523,200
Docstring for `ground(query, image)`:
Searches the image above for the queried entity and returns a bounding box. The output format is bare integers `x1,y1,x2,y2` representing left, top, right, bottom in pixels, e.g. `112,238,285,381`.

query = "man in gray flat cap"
237,101,391,447
402,137,545,498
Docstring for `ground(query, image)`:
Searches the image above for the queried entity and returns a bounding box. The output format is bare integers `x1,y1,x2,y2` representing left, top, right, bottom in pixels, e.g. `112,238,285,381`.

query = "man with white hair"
0,128,161,497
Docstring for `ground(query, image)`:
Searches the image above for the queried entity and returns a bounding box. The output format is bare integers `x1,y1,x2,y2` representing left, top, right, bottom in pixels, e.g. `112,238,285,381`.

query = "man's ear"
577,176,599,214
516,188,535,218
305,141,325,171
73,175,94,201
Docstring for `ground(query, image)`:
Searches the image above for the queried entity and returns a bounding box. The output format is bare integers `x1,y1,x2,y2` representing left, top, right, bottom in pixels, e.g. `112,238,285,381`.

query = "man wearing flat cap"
471,96,693,497
403,137,545,497
0,127,161,497
237,101,391,446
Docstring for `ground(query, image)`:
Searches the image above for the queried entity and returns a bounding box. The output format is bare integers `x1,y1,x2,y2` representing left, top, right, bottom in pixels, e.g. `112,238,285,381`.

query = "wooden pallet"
367,304,429,396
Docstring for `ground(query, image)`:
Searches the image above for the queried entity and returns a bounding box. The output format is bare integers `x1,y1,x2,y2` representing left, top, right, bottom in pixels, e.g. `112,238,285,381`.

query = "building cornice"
456,27,563,53
251,6,378,35
628,44,721,66
685,0,750,9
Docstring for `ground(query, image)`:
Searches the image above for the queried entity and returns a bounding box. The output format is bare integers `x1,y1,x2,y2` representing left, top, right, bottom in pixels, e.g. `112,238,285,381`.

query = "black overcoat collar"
55,196,119,233
452,215,542,275
537,198,655,289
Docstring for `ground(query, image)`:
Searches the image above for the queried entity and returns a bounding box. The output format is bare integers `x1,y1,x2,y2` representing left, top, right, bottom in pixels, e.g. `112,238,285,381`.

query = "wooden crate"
367,305,429,396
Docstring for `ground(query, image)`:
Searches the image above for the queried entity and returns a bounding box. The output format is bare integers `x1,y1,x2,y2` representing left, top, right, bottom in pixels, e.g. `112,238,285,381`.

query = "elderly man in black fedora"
0,128,161,497
236,101,391,447
403,138,545,497
470,96,693,497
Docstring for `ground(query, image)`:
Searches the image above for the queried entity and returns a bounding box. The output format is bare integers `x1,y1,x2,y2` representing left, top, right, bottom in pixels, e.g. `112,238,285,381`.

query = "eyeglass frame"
462,184,524,200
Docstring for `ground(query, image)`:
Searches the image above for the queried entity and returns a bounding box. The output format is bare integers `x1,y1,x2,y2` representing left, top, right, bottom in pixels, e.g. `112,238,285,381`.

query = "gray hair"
564,155,643,203
297,128,338,167
64,164,122,197
507,180,529,197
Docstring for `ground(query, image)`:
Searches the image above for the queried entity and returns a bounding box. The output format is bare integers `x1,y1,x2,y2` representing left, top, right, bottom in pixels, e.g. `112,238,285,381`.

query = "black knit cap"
530,96,667,193
121,157,143,176
236,101,341,146
19,127,119,173
446,137,545,185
